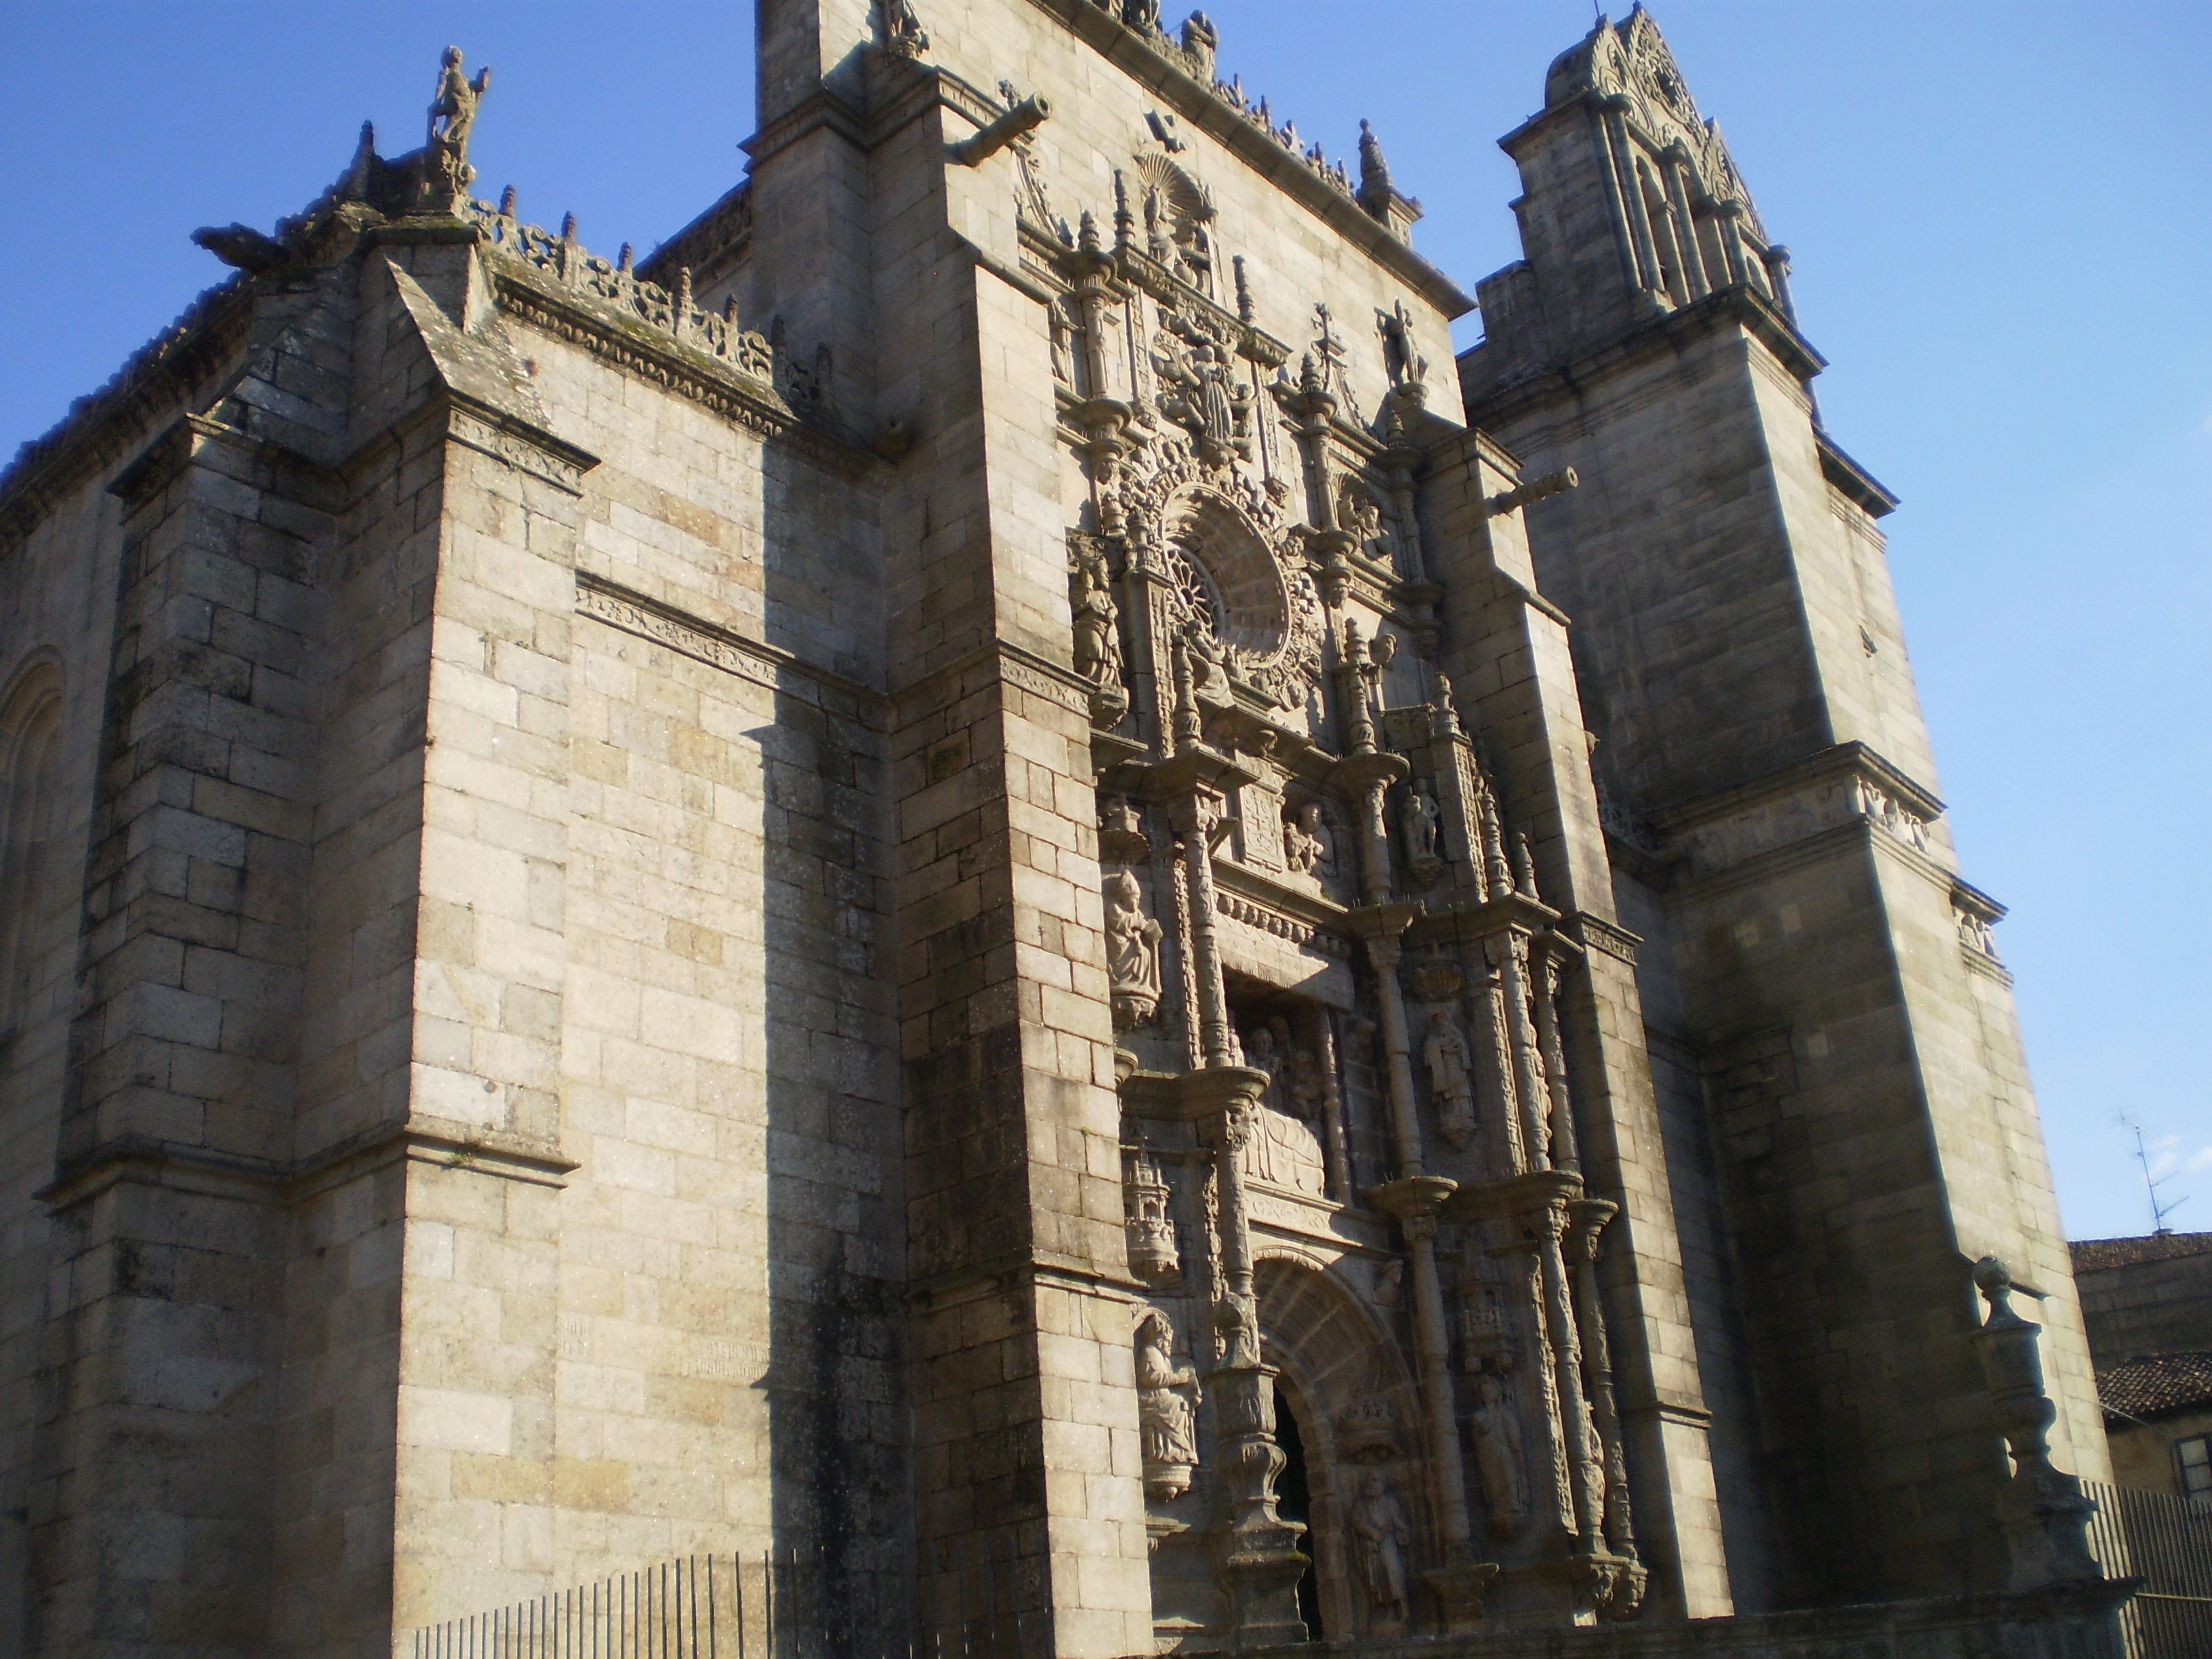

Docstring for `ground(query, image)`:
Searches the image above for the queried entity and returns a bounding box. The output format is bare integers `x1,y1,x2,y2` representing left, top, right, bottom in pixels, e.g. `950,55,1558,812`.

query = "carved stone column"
1531,949,1581,1176
1185,1067,1307,1649
1567,1197,1639,1573
1490,931,1554,1171
1530,1187,1606,1557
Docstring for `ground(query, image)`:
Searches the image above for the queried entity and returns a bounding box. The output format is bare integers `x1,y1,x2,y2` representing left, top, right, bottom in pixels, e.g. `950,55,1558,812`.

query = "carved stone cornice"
1647,741,1946,886
1465,281,1825,432
577,572,886,717
0,274,255,556
1011,0,1475,319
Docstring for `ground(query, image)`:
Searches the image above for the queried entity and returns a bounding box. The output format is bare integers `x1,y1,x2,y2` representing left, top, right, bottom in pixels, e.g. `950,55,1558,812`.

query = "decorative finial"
1078,209,1102,255
617,242,634,274
1232,255,1252,324
344,121,377,202
498,184,517,218
560,211,578,242
1431,670,1460,735
1513,832,1540,899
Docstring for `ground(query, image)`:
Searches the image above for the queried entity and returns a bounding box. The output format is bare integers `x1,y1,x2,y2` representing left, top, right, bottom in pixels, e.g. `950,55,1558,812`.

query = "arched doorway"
1254,1254,1428,1642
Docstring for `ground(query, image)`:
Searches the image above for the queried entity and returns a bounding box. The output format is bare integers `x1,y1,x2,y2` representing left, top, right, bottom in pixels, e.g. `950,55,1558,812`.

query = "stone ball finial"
1972,1255,2013,1296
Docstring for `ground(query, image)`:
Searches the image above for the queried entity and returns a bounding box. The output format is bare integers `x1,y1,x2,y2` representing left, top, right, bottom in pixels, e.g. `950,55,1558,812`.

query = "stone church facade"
0,3,2130,1656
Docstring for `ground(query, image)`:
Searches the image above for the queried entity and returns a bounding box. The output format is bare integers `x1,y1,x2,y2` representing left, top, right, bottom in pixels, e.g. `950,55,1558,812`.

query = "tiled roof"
2070,1233,2212,1273
2100,1351,2212,1422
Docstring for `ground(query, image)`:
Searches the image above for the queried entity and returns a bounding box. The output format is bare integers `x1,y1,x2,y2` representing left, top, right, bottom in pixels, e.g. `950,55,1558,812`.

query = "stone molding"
37,1115,580,1216
1465,281,1824,432
1015,0,1475,318
0,277,254,554
1650,741,1944,880
576,571,886,716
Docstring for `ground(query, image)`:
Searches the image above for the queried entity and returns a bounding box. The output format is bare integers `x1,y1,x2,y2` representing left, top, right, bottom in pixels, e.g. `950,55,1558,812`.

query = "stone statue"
1423,1008,1477,1149
1243,1021,1280,1099
880,0,930,56
1286,1047,1325,1123
1349,1470,1412,1626
1402,782,1443,874
1373,1258,1404,1311
1471,1371,1530,1536
1070,554,1122,687
426,47,491,197
1284,802,1331,876
1105,870,1163,1029
1136,1309,1200,1499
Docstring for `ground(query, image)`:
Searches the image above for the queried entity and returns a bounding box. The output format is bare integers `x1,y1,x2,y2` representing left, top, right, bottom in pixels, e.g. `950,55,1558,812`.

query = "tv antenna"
2121,1115,2188,1234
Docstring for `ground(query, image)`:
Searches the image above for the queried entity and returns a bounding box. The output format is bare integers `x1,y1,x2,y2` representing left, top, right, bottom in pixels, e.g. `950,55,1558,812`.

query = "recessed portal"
1273,1383,1324,1641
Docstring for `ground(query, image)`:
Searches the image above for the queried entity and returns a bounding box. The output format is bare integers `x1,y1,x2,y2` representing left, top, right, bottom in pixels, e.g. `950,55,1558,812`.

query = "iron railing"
405,1536,1038,1659
2084,1478,2212,1659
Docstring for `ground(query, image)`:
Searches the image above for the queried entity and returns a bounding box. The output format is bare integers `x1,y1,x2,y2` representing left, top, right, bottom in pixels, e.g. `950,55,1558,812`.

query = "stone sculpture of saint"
1071,557,1121,687
1105,871,1163,1028
426,47,491,194
1349,1470,1411,1626
1402,783,1442,868
1422,1008,1477,1149
1286,1047,1325,1124
1136,1309,1200,1498
1471,1371,1531,1536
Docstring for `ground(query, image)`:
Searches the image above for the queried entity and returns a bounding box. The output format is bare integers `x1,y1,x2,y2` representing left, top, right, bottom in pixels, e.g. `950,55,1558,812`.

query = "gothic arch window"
0,663,66,1040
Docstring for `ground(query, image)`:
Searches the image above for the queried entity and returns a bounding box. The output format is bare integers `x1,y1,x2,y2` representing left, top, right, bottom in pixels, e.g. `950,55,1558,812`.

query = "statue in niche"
1339,480,1387,563
1048,301,1075,388
1349,1470,1412,1627
1471,1370,1531,1537
1244,1022,1283,1104
1070,552,1122,688
426,47,491,198
1286,1046,1326,1124
1105,871,1164,1029
1402,782,1444,882
1423,1008,1478,1150
1284,802,1332,877
1136,1309,1200,1499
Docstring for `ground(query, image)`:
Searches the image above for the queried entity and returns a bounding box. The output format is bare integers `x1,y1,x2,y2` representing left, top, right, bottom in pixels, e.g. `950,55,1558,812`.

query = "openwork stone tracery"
1051,144,1646,1645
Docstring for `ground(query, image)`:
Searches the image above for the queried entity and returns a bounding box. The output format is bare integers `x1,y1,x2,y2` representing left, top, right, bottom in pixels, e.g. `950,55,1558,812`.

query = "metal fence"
405,1536,1038,1659
2084,1478,2212,1659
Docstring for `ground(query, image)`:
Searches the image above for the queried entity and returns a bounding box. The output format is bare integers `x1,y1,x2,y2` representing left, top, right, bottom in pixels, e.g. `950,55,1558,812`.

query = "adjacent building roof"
2098,1351,2212,1422
2070,1232,2212,1273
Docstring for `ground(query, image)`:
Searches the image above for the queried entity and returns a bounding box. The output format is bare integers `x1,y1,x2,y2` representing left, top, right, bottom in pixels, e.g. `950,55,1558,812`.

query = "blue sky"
2,3,2205,1240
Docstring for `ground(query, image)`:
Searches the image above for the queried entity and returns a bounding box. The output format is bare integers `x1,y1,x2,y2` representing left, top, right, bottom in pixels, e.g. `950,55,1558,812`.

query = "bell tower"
1458,6,2108,1610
